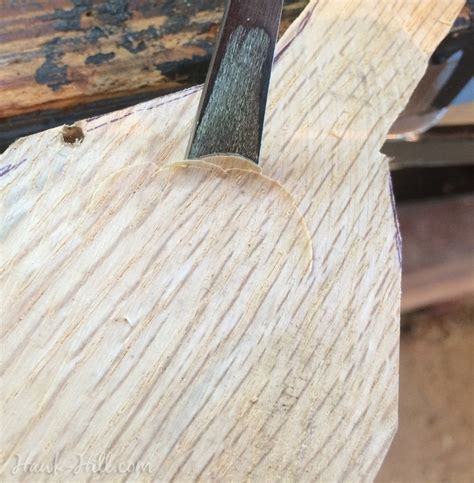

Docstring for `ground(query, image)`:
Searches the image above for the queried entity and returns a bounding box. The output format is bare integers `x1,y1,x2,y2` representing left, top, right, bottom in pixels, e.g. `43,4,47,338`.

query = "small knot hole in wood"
62,125,84,145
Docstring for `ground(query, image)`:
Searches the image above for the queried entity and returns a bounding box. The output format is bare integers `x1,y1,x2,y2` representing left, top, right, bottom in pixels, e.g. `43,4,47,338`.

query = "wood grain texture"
0,0,462,481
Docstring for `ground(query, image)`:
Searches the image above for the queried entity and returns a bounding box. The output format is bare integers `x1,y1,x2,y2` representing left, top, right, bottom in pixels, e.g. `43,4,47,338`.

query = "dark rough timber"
34,38,72,91
38,0,132,30
85,52,116,64
0,0,308,150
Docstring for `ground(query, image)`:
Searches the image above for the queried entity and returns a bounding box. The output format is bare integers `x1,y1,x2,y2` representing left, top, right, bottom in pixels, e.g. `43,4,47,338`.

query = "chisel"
187,0,284,164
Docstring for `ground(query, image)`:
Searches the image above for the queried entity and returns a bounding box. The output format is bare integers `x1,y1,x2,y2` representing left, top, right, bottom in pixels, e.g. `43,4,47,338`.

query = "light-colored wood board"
0,0,463,481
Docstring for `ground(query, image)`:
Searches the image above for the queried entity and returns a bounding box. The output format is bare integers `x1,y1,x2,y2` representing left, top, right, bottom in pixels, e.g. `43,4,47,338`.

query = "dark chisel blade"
187,0,284,164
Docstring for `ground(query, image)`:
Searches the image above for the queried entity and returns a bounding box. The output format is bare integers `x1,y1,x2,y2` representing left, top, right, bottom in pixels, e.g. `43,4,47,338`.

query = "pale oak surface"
0,0,463,481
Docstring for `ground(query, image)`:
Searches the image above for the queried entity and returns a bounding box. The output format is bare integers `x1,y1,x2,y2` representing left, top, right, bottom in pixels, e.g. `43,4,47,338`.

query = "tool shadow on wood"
0,0,463,481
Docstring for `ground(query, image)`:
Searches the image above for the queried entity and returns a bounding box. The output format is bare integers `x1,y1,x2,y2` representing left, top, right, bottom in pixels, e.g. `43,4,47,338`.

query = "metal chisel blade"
187,0,284,164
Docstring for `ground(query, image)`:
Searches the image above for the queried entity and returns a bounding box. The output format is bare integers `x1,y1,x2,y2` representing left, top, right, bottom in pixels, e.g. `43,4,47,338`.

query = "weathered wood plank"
0,1,307,117
0,0,462,481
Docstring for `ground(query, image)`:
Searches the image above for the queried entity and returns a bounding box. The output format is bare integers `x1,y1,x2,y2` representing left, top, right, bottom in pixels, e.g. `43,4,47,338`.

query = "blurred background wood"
440,102,474,125
398,194,474,312
378,298,474,483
